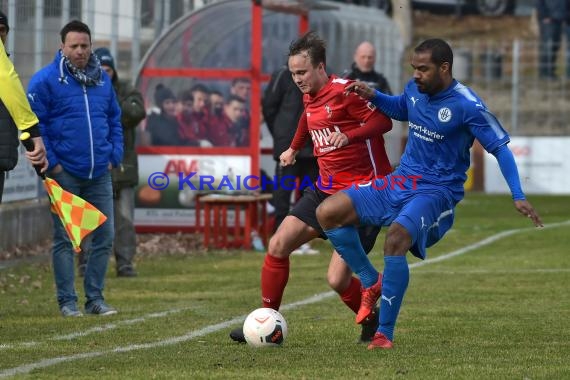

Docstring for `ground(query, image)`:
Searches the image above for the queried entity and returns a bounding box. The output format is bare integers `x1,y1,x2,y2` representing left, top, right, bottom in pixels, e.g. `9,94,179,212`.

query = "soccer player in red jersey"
230,31,392,343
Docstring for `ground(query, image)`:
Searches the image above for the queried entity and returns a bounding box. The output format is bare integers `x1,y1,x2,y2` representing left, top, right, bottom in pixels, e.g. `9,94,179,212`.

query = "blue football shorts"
343,177,455,259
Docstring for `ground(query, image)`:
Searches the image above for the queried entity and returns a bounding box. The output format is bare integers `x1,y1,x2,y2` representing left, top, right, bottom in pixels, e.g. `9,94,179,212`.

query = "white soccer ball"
243,308,288,348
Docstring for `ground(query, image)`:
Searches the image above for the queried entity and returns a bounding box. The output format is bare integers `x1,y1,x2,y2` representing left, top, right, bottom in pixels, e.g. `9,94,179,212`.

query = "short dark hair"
190,83,210,95
179,89,193,103
60,20,91,43
288,31,326,68
414,38,453,68
231,78,250,87
226,94,245,105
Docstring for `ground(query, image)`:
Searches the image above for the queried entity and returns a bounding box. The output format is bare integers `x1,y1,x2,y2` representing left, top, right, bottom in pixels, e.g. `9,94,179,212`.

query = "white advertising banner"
484,137,570,195
135,154,252,227
2,146,39,202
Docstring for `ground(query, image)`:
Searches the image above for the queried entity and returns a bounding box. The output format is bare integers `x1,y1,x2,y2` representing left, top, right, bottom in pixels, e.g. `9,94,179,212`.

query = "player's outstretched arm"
346,80,407,121
514,200,543,227
344,80,375,100
492,144,543,227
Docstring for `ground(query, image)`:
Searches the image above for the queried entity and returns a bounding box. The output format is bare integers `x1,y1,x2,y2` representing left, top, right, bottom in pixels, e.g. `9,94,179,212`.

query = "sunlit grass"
0,194,569,379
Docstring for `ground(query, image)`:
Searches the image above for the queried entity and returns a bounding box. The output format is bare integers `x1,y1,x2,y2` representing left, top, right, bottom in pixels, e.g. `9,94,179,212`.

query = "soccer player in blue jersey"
316,38,543,350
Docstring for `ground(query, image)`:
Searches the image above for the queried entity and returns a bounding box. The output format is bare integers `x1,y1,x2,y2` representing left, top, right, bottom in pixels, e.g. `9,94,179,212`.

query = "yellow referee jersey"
0,39,39,131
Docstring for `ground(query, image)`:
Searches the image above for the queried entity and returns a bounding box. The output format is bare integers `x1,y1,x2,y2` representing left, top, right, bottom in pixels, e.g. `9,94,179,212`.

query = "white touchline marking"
0,307,194,351
0,295,338,351
413,269,570,274
0,292,337,379
409,221,570,269
1,220,568,378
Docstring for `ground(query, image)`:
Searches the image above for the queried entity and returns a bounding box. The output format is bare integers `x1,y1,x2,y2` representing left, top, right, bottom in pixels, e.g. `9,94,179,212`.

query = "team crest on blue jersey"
438,107,452,122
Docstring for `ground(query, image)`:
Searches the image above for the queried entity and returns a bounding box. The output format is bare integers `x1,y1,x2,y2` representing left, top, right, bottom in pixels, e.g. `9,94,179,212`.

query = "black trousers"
272,157,319,232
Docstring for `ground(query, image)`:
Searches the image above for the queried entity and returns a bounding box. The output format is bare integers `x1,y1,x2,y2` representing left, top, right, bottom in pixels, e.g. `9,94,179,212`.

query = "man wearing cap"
86,46,146,278
0,10,48,203
27,20,123,317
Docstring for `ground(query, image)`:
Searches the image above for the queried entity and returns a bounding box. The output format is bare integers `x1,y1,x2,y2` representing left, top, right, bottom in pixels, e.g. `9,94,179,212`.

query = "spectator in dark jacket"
536,0,567,78
343,41,392,94
146,84,182,146
27,20,122,317
93,47,145,277
230,78,251,146
0,11,47,203
262,66,318,233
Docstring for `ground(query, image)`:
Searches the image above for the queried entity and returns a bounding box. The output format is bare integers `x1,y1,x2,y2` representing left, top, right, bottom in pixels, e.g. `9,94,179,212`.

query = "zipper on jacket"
83,85,95,179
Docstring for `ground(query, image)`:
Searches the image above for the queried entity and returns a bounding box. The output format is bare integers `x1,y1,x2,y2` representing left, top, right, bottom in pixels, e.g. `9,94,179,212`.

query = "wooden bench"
197,193,272,250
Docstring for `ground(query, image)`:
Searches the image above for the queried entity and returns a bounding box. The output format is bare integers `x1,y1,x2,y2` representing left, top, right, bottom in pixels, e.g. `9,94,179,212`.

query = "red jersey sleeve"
343,92,392,142
290,111,310,151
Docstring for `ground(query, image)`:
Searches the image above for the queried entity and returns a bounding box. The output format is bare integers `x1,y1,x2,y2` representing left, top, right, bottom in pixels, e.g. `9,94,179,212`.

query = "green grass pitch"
0,194,569,379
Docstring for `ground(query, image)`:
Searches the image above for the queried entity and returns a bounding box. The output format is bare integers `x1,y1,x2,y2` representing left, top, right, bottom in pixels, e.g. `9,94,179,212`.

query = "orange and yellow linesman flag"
20,132,107,252
43,176,107,252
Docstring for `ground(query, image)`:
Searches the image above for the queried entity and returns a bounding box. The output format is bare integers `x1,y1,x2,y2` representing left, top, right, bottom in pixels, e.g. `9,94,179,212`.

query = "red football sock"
260,254,290,310
339,276,362,314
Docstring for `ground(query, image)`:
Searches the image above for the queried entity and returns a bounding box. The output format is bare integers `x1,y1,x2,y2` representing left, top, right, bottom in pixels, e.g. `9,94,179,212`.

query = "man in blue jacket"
27,20,123,317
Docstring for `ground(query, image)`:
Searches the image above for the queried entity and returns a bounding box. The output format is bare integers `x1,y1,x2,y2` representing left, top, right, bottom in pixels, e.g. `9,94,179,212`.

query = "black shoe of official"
229,327,247,343
117,266,138,277
359,307,379,343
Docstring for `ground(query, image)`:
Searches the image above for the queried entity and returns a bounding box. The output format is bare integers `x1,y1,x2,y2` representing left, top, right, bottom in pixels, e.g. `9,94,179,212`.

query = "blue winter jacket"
27,51,123,180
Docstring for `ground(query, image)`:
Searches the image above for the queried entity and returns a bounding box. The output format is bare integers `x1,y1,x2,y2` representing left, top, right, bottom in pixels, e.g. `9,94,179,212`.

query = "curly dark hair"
414,38,453,68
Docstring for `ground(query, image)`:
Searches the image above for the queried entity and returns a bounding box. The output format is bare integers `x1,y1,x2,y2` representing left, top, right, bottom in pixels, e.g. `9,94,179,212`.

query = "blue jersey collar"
428,79,458,101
